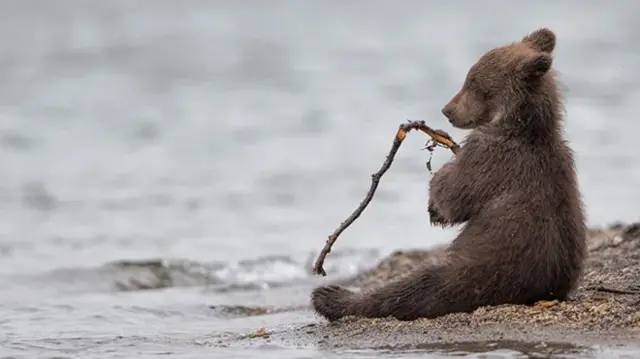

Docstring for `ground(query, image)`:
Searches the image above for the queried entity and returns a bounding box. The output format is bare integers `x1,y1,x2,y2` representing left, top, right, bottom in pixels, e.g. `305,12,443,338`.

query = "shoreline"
219,221,640,355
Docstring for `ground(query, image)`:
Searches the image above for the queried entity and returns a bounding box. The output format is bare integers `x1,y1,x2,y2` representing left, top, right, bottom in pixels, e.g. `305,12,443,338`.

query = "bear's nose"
441,106,452,119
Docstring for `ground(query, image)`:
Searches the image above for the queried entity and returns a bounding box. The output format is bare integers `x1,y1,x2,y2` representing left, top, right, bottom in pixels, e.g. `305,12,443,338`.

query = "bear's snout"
441,105,453,119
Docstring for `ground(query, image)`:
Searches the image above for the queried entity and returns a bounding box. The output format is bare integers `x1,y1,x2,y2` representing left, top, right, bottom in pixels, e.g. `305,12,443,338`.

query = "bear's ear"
522,28,556,53
519,53,553,79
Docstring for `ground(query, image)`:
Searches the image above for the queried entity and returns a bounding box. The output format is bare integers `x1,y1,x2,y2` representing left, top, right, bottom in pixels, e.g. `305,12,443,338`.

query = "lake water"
1,1,639,358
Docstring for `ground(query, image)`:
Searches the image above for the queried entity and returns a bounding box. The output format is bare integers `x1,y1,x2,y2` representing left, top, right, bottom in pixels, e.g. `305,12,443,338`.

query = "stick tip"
311,266,327,276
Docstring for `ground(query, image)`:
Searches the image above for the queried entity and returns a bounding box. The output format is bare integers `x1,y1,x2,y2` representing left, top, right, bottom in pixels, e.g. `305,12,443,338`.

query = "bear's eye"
468,77,492,101
467,76,478,89
467,76,484,93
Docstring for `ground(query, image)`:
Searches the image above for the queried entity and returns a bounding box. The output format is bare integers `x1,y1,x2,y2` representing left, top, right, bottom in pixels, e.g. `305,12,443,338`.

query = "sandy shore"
220,222,640,355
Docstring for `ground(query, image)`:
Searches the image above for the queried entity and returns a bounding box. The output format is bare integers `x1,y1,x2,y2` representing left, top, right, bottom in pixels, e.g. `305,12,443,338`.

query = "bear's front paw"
311,285,354,322
428,200,449,227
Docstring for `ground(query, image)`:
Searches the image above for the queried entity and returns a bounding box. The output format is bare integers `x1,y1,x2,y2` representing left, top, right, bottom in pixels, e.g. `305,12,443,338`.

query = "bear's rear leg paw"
311,284,356,322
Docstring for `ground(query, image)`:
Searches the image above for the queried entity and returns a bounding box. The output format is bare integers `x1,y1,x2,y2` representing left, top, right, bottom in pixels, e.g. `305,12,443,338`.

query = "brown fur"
311,28,587,322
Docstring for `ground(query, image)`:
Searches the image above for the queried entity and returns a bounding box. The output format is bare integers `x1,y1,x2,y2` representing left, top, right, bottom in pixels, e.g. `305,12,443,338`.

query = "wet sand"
222,222,640,355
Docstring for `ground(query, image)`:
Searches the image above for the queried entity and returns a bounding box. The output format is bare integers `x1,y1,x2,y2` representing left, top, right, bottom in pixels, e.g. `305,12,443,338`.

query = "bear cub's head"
441,28,557,130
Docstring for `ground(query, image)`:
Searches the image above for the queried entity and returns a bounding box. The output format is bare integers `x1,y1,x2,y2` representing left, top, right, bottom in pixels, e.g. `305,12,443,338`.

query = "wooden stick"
585,285,640,295
311,120,460,276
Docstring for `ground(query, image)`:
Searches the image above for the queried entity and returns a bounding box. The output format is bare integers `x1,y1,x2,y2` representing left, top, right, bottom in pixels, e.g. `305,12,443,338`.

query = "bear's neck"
494,92,562,143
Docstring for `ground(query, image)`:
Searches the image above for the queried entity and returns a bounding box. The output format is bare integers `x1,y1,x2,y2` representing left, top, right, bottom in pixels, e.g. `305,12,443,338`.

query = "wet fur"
311,28,587,322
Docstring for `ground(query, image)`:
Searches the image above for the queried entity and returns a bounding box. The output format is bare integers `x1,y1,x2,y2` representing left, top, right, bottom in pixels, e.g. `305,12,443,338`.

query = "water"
1,1,639,358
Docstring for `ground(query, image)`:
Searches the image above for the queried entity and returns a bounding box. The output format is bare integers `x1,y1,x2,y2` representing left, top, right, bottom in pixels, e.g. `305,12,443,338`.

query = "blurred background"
1,0,639,357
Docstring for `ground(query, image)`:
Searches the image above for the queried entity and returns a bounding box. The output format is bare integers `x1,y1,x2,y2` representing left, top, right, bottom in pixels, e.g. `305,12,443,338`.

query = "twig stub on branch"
311,120,460,276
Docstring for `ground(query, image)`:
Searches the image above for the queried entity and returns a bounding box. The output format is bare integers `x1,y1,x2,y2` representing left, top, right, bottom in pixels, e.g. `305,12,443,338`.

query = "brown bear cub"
311,28,587,322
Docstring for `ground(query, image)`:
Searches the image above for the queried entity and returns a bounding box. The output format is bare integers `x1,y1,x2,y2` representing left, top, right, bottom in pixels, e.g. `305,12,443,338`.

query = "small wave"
14,247,382,294
108,247,381,292
207,303,310,319
0,130,34,151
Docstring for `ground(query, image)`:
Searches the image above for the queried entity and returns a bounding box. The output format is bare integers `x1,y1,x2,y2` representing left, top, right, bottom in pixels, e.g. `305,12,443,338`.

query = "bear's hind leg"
311,264,456,322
